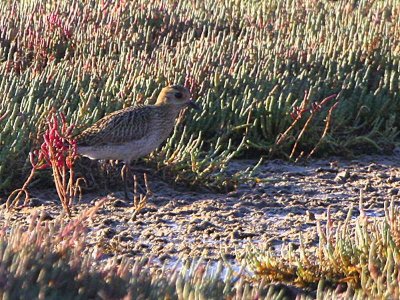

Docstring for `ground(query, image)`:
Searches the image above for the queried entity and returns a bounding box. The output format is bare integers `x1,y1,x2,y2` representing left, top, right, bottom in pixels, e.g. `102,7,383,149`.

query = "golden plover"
76,85,200,197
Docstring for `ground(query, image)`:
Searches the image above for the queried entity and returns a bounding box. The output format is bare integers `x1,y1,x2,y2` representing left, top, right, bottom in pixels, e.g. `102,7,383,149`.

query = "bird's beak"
187,99,201,111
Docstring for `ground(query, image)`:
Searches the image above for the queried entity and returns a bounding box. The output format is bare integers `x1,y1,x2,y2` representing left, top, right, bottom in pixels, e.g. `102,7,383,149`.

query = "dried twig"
6,168,36,209
275,91,310,146
307,101,339,159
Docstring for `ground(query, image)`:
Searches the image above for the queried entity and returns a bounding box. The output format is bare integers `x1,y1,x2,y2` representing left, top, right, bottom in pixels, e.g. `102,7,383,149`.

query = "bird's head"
155,85,201,111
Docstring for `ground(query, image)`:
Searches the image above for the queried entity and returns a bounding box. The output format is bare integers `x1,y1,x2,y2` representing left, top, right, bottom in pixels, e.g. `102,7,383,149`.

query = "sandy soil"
2,151,400,265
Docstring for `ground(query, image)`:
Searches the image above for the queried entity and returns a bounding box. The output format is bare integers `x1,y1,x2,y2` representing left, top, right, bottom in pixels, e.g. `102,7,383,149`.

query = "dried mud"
2,151,400,266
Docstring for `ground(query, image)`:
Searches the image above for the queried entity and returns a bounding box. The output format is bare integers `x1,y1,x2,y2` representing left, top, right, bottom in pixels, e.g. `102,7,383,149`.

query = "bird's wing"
76,106,153,146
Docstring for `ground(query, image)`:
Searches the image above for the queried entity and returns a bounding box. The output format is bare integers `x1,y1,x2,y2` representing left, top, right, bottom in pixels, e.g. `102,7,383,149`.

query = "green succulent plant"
0,0,399,193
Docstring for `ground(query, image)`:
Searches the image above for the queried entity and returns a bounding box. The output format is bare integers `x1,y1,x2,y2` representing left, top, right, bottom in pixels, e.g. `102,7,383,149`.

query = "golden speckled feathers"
76,106,153,147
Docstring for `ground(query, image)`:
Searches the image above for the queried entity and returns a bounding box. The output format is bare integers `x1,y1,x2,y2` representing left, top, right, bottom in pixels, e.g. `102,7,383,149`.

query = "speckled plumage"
76,85,199,163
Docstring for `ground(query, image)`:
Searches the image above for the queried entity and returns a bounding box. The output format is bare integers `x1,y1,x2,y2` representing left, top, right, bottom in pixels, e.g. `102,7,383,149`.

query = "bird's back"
76,104,178,162
76,106,154,147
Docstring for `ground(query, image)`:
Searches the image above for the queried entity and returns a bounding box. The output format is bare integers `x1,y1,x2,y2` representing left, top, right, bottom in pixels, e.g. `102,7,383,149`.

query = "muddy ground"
2,151,400,265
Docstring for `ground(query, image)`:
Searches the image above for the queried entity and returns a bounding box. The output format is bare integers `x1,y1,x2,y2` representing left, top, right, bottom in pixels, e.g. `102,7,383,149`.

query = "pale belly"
78,136,164,162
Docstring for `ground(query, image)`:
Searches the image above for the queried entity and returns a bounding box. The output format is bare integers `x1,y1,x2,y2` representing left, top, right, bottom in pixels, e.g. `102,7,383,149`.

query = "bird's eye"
175,92,183,99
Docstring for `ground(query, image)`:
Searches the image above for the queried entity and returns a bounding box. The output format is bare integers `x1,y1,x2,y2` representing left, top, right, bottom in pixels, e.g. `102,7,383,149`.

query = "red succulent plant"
8,112,79,217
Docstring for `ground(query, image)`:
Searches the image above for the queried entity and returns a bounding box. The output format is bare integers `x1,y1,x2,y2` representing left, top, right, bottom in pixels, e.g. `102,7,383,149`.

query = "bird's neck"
157,103,182,119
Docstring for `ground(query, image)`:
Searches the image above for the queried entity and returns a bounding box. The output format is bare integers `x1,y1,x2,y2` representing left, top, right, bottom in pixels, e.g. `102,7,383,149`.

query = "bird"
75,85,201,198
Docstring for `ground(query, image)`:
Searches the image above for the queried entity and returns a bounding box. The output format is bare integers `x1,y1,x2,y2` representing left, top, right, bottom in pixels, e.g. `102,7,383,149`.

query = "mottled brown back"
76,106,153,147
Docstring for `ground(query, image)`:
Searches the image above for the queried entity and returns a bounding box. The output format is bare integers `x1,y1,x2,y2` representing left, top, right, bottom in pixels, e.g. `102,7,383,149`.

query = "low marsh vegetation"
247,198,400,298
0,0,399,192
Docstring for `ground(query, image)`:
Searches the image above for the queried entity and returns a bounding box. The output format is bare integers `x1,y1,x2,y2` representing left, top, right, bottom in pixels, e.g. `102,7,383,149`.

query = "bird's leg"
130,161,149,195
141,172,153,196
121,162,151,200
121,163,130,200
134,173,151,195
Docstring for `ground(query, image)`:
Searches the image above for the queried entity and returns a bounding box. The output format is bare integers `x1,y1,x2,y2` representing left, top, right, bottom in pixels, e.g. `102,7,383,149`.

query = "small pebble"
334,170,350,183
113,199,129,208
29,198,44,207
39,211,53,221
306,211,316,221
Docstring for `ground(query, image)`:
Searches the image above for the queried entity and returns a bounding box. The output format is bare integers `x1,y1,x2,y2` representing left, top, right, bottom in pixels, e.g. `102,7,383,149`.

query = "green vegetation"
247,198,400,298
0,0,399,192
